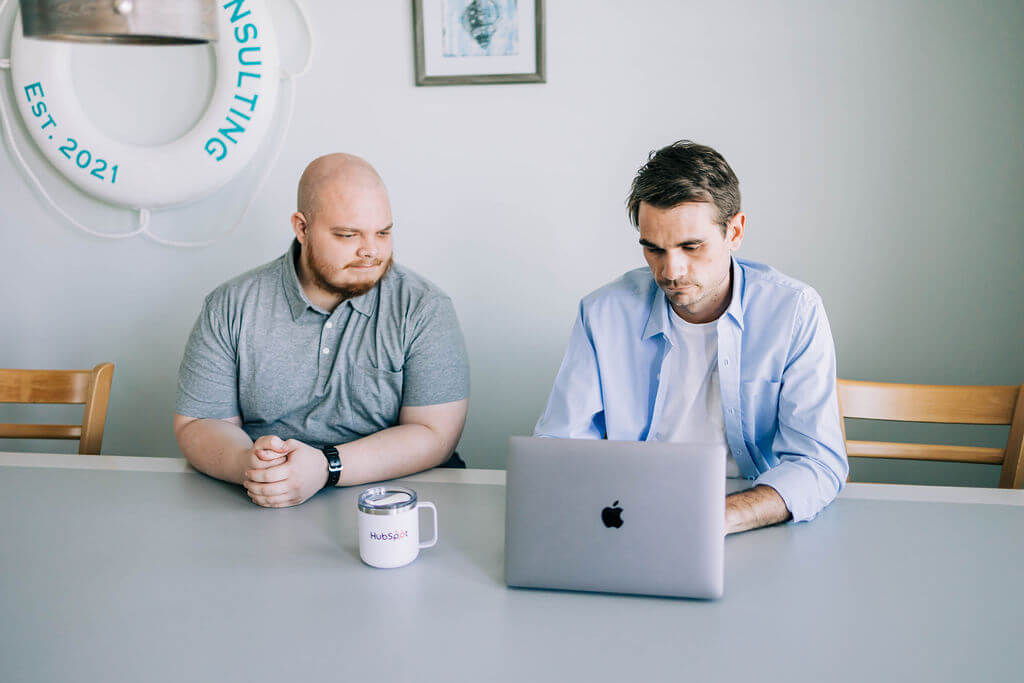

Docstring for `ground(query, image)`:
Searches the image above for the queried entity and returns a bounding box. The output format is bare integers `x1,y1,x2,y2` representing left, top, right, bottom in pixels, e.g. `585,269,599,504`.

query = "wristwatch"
321,445,343,488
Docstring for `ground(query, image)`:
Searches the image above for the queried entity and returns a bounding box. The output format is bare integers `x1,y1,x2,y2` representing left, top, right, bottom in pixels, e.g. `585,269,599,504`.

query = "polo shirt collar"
641,256,745,339
347,278,379,317
282,239,315,321
282,239,381,320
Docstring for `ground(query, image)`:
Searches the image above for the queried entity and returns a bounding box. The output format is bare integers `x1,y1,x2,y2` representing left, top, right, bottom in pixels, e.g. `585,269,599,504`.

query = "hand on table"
244,434,288,472
242,436,328,508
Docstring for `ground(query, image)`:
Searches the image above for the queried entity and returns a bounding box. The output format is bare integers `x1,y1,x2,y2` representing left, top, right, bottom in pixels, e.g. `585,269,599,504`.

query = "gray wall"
2,1,1022,486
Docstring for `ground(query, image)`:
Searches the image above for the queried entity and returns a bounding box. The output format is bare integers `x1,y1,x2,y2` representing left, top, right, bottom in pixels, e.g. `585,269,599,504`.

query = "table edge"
2,452,1021,506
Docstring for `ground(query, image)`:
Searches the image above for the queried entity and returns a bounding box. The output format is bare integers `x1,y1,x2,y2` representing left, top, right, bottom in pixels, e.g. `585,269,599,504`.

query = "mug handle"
418,502,438,549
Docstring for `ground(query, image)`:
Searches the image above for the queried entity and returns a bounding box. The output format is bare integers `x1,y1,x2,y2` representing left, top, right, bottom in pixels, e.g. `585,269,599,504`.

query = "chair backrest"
0,363,115,455
837,379,1024,489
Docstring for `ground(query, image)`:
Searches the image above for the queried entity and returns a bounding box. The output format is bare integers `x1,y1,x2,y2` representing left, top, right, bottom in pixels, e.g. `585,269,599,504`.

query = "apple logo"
601,500,624,528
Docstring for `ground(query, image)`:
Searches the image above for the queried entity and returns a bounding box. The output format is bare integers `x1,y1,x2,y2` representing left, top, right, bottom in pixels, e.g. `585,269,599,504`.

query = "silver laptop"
504,436,725,599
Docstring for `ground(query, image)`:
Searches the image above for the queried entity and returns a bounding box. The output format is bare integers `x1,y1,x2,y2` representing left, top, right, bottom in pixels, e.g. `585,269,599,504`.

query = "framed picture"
413,0,545,86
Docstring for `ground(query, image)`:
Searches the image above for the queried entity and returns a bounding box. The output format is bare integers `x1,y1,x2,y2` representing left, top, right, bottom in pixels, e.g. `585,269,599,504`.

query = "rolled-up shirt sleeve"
175,292,240,419
755,291,848,522
534,303,606,439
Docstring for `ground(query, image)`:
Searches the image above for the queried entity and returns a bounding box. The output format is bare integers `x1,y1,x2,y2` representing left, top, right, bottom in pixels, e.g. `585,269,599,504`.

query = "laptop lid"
504,436,726,599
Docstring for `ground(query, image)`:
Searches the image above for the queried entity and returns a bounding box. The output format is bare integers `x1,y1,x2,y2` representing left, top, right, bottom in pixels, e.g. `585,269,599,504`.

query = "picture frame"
413,0,546,86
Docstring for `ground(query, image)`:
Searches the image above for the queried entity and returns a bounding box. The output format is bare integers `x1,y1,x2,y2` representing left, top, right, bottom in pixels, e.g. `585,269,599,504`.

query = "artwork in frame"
413,0,545,85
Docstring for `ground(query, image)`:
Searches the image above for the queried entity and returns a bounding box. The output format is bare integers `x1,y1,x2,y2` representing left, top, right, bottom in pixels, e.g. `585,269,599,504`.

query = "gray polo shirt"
176,240,470,446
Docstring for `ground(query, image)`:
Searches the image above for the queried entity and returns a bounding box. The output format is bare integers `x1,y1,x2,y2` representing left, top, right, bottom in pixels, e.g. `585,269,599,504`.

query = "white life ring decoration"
9,0,280,210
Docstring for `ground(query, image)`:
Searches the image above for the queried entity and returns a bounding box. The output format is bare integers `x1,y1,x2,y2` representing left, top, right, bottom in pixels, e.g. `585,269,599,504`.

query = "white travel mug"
357,486,438,568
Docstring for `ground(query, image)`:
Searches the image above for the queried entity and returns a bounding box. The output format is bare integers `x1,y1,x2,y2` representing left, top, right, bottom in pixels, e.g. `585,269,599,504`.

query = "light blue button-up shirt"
534,258,848,522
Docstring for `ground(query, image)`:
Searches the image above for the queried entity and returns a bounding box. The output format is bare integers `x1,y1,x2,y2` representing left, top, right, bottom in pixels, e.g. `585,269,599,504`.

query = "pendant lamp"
18,0,216,44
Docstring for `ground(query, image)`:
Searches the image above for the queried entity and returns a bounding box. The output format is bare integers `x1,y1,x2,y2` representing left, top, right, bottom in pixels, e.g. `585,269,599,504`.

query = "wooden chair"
837,379,1024,489
0,363,115,455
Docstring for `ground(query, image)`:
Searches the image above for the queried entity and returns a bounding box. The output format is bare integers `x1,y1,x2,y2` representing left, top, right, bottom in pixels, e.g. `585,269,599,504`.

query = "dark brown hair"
627,140,741,232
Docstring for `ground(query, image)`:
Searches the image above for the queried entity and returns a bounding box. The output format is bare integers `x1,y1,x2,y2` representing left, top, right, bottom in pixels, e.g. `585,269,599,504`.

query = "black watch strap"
321,445,342,488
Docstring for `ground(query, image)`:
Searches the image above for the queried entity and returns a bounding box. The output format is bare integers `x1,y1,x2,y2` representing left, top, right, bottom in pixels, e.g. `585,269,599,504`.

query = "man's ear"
726,212,746,251
290,212,308,244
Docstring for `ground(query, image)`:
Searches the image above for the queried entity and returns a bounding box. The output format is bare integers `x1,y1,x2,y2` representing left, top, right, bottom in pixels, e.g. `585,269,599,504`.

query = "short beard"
305,249,393,301
662,265,731,314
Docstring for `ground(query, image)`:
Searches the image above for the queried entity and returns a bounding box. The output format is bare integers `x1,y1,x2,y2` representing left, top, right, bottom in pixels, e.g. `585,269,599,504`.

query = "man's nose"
357,241,378,259
662,251,688,282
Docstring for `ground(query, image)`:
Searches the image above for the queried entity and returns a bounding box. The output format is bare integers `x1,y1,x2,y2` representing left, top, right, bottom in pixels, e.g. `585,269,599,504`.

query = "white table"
2,452,1022,682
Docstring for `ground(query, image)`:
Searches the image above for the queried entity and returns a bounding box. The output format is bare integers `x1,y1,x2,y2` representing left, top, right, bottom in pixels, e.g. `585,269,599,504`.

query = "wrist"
237,445,256,482
320,445,343,488
724,498,739,535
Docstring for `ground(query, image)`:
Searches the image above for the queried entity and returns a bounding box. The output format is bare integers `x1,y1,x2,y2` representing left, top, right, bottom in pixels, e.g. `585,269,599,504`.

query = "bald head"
297,153,389,222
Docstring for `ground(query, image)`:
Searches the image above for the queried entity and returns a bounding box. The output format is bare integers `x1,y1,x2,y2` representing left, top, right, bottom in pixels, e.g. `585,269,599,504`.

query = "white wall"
2,1,1022,485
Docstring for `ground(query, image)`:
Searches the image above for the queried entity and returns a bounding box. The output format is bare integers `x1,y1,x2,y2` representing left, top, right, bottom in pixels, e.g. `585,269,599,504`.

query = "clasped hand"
242,435,329,508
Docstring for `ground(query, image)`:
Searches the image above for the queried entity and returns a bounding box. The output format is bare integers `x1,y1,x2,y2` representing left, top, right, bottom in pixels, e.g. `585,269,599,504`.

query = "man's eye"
683,245,699,251
644,246,663,254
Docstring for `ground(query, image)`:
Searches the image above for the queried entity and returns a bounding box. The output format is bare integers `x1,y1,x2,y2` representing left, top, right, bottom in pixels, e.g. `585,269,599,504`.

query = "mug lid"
358,486,418,515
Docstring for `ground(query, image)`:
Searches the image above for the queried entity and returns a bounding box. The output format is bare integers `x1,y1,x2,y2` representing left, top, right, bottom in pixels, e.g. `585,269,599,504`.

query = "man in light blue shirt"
535,140,847,533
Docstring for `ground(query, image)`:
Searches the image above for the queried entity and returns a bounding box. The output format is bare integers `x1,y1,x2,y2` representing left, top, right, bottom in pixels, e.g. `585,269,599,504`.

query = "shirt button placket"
648,340,671,441
318,315,334,383
720,327,746,470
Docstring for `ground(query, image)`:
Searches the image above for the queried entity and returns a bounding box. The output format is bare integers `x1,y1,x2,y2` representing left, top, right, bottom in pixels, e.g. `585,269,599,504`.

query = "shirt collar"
347,278,379,317
724,257,745,330
642,285,672,341
282,239,381,320
282,239,315,321
641,256,745,339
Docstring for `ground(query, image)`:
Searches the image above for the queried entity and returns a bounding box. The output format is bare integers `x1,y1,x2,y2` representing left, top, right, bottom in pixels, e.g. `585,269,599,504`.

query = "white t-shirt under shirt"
655,299,741,478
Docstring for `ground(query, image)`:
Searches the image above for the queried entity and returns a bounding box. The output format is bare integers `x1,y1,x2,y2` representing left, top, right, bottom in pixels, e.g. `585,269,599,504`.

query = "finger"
249,451,286,469
254,449,288,463
243,480,291,497
281,438,307,454
253,435,286,453
248,491,301,508
245,463,289,483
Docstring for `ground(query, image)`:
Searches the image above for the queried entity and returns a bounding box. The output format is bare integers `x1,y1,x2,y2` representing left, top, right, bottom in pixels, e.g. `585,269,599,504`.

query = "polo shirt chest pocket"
347,364,404,429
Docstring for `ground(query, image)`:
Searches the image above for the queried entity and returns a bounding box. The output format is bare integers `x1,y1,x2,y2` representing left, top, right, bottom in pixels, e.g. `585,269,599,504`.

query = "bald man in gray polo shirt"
173,154,470,508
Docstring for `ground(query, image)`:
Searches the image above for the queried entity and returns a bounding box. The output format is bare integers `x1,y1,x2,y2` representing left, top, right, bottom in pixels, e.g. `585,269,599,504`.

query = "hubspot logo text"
370,529,409,541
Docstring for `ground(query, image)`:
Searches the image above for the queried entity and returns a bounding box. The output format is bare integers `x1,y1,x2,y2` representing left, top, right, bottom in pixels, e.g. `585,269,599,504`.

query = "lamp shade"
19,0,217,44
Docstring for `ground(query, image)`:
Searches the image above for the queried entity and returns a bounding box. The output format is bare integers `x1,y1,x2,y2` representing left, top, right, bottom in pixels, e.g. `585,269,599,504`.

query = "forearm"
333,423,453,487
725,485,792,534
176,418,253,484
